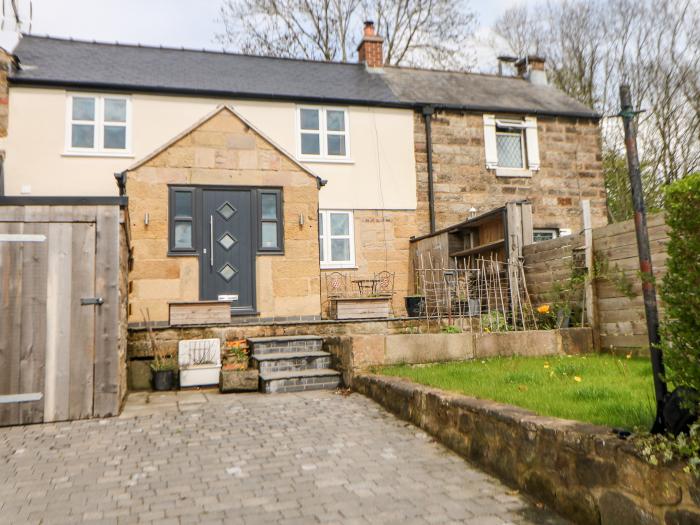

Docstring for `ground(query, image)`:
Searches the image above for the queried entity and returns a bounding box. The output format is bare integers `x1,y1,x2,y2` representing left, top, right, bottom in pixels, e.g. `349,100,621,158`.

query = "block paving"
1,390,569,524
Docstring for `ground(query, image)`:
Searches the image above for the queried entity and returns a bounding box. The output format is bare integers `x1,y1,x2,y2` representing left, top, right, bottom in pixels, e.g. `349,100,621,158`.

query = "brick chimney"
357,21,384,69
515,55,547,85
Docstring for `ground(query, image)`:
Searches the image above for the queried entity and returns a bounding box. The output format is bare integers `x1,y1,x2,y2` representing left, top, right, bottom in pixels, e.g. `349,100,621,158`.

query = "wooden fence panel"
0,222,24,426
523,212,669,351
18,222,49,424
0,202,126,426
68,223,96,420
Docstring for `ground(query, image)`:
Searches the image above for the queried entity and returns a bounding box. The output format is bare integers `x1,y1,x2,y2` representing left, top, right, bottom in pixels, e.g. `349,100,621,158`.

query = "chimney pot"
358,20,384,69
515,55,547,85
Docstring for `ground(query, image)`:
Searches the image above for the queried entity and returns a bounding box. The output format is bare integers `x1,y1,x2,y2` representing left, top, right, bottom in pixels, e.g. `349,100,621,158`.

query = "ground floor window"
167,186,284,255
533,228,560,243
319,210,355,268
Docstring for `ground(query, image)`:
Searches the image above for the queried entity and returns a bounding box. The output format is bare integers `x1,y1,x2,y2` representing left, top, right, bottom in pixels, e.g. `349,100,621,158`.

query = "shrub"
661,173,700,393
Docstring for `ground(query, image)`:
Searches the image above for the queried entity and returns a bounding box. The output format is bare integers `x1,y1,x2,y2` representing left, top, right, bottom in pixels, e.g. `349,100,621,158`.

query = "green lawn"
376,354,656,430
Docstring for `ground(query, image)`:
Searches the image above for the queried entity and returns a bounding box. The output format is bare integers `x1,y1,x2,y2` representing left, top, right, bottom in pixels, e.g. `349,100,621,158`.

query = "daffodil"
574,376,582,382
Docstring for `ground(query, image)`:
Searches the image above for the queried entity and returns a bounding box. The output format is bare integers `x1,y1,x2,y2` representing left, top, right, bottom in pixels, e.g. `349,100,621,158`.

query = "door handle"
210,215,214,269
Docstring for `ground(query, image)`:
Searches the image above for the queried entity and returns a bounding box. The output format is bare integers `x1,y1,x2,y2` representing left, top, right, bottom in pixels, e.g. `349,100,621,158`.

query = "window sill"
495,168,532,178
62,151,134,159
299,157,354,165
321,264,358,270
168,251,198,257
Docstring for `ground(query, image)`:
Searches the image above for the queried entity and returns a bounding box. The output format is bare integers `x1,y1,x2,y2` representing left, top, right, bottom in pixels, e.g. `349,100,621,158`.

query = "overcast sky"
3,0,533,70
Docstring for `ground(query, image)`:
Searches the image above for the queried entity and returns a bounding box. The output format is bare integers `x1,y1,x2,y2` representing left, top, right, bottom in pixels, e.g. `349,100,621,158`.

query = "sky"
1,0,533,70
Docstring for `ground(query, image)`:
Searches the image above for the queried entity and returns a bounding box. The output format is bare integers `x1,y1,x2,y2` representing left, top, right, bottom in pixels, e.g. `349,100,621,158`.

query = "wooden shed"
410,201,533,277
0,197,130,426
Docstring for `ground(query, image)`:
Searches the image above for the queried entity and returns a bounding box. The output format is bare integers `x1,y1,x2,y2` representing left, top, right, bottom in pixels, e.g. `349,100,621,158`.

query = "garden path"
0,390,569,524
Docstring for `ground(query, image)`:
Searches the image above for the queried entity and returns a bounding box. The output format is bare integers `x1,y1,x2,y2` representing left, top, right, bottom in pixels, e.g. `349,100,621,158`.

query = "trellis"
414,252,537,333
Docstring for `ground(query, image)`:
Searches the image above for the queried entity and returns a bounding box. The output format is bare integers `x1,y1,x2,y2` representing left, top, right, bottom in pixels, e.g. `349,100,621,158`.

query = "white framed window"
533,228,571,243
533,229,558,243
496,124,526,169
483,114,539,176
65,94,132,156
297,106,350,162
319,210,355,268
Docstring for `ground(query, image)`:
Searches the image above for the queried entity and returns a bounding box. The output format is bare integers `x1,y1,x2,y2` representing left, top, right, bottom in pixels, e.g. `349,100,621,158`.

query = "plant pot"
152,369,175,391
405,296,424,318
180,364,222,388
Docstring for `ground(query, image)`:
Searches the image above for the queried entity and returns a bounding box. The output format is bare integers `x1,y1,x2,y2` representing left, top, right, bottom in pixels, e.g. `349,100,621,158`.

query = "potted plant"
142,307,178,391
151,352,177,391
405,295,425,317
220,340,258,392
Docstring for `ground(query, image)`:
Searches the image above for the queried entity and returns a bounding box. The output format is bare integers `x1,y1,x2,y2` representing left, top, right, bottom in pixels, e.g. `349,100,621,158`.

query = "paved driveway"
1,390,568,524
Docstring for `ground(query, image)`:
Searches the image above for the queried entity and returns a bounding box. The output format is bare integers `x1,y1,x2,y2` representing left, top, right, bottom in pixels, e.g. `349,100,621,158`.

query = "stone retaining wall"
354,374,700,525
328,328,592,385
128,322,592,389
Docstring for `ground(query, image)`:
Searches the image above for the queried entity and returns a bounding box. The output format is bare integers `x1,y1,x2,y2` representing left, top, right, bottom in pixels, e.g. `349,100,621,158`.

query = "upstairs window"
66,94,131,155
298,107,349,161
319,210,355,268
483,115,539,176
496,124,526,169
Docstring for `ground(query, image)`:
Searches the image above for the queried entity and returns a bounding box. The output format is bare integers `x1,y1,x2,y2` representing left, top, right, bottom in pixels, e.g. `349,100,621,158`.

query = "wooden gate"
0,199,128,426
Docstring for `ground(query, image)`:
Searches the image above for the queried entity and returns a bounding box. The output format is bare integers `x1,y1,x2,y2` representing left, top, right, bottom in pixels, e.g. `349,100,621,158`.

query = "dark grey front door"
200,189,255,314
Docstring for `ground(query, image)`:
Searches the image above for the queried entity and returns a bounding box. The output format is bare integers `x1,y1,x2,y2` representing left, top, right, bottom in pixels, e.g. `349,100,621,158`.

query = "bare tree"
1,0,32,32
362,0,476,67
216,0,476,68
492,3,543,59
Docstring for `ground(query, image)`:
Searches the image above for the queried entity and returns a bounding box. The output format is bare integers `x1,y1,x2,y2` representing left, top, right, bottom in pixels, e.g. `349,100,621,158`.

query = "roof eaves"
9,77,601,120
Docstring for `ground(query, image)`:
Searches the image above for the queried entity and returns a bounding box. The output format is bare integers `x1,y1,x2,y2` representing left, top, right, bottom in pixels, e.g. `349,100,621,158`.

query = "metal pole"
619,84,667,433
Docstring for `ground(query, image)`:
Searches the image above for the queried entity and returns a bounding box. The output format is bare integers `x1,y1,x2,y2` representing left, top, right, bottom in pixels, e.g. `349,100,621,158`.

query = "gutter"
422,105,436,233
7,78,602,120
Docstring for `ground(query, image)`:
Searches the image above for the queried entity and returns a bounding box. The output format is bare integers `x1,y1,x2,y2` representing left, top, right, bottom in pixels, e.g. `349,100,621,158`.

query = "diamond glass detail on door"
217,202,237,220
218,232,237,251
218,263,238,282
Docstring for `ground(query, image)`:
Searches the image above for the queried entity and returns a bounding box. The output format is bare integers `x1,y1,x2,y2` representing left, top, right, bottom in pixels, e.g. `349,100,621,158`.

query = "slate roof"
9,35,599,119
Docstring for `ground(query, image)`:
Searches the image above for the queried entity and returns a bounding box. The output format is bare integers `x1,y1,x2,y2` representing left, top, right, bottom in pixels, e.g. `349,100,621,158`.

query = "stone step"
252,351,332,374
248,335,323,357
259,368,341,394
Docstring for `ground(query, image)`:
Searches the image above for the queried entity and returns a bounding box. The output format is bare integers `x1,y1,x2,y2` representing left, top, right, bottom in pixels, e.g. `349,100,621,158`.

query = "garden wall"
127,320,592,389
354,373,700,525
523,212,669,352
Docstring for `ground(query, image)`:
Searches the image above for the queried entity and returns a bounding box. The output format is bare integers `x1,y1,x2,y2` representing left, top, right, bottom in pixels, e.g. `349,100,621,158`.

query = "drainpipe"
422,105,436,233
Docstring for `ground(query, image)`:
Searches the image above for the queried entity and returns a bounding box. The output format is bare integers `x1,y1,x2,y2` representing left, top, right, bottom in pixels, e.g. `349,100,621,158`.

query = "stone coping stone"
252,350,330,361
259,369,341,381
247,335,323,343
354,373,700,525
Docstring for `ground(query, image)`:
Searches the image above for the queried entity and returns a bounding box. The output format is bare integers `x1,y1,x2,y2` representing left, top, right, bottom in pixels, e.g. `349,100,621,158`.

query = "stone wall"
413,110,608,234
127,321,592,389
126,107,321,323
354,374,700,525
320,209,418,317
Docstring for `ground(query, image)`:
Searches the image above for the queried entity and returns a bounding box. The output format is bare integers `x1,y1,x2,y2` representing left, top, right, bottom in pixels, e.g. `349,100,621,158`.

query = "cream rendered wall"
4,87,417,210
